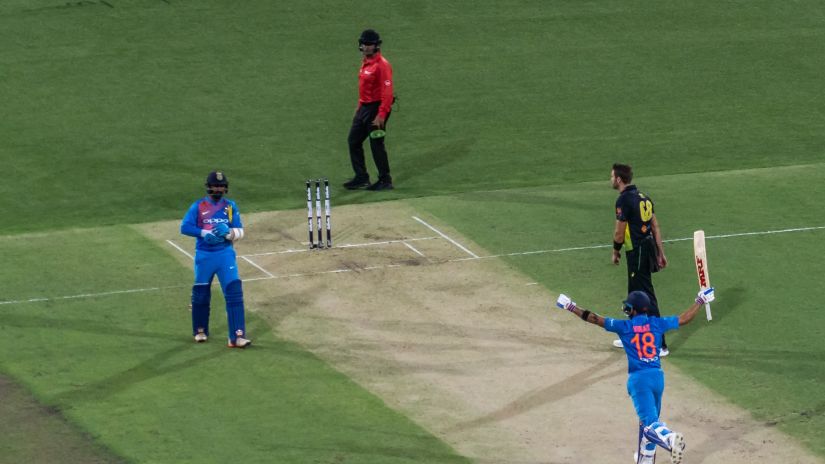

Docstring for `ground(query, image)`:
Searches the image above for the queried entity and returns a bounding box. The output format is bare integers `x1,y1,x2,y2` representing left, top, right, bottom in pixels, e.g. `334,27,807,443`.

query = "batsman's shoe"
343,177,370,190
613,339,624,348
228,337,252,349
194,332,208,343
633,451,656,464
659,347,670,357
669,433,685,464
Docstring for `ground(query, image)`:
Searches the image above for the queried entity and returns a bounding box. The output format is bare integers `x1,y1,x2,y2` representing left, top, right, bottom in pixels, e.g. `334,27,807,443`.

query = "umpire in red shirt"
344,29,395,191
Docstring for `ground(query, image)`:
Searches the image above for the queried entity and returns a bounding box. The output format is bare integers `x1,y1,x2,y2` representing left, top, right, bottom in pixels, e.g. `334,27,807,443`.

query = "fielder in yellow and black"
610,163,669,355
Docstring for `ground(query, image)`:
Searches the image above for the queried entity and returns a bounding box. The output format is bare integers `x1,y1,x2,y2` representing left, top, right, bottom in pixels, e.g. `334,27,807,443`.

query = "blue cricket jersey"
180,196,243,252
604,315,679,373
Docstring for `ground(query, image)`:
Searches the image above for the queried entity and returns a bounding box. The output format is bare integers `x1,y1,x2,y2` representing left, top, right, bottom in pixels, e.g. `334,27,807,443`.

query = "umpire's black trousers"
348,102,391,182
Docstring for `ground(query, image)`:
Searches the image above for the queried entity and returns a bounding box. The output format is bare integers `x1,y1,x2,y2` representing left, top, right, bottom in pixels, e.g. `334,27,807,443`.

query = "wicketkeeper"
554,287,716,464
180,171,251,348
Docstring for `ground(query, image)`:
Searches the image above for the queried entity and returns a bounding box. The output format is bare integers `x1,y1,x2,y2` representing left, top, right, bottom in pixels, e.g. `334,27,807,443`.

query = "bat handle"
704,303,712,321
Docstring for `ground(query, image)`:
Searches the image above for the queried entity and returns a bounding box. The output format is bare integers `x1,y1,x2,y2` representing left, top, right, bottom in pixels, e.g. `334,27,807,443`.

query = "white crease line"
166,240,194,260
412,216,479,259
6,225,823,306
241,256,275,278
403,241,426,257
243,236,439,257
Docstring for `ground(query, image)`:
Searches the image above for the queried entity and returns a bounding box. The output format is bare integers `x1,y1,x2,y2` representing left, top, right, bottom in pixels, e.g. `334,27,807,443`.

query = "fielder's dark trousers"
348,102,391,182
626,237,667,347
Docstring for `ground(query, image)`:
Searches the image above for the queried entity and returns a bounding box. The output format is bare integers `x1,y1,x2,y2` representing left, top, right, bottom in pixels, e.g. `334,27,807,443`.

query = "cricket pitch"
156,201,821,464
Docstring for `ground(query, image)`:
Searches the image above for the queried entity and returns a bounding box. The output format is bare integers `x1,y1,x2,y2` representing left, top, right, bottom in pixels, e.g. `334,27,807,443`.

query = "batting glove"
696,287,715,305
556,294,576,312
202,231,225,245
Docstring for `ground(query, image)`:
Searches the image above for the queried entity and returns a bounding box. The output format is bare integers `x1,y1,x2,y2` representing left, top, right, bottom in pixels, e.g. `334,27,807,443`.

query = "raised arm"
679,288,715,326
555,294,606,327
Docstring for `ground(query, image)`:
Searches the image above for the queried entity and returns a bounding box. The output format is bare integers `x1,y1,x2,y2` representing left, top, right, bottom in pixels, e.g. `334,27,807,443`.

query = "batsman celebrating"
555,287,716,464
180,171,251,348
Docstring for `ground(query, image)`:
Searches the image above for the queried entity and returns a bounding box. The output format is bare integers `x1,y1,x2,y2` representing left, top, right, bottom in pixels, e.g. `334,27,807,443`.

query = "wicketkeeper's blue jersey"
604,315,679,373
180,197,243,252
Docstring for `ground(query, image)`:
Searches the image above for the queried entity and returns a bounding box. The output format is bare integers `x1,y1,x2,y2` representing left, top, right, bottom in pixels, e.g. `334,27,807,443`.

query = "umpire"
343,29,395,191
610,163,670,355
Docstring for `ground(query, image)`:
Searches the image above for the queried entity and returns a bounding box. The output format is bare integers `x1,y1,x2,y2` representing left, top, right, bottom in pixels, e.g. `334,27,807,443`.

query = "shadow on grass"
667,285,746,354
394,138,475,186
1,313,180,342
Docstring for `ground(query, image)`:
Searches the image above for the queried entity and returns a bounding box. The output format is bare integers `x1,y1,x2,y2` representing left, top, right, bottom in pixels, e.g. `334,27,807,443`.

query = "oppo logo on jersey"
203,218,229,224
696,258,708,287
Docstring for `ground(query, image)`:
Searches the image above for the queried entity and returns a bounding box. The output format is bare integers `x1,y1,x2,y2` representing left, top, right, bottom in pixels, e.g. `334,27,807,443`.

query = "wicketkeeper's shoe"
613,339,624,348
343,177,370,190
228,337,252,349
669,433,685,464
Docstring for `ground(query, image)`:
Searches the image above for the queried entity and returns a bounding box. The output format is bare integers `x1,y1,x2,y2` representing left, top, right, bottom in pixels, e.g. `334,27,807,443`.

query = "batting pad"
643,421,674,451
225,279,246,342
191,284,211,335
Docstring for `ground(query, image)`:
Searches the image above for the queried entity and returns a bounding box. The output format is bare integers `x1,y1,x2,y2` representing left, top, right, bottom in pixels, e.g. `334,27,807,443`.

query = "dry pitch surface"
155,201,821,464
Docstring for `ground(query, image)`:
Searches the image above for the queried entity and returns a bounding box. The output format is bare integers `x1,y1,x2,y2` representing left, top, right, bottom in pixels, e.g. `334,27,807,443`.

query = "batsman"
555,287,716,464
180,171,251,348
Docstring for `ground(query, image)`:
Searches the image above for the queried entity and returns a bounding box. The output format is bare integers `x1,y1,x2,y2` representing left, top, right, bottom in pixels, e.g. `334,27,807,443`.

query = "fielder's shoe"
659,347,670,357
366,180,394,191
613,339,624,348
194,330,208,343
228,337,252,349
343,177,370,190
670,433,685,464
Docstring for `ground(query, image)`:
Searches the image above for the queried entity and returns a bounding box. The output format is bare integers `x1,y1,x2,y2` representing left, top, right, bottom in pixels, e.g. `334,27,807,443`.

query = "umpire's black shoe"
366,180,394,191
343,177,370,190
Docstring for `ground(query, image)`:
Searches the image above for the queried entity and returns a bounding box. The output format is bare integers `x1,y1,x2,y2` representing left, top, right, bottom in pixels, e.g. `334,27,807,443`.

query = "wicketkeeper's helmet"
205,171,229,199
622,291,650,316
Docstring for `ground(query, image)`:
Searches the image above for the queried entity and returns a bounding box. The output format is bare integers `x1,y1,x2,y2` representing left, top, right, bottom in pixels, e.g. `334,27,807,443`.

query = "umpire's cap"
358,29,382,45
205,171,229,187
622,291,651,316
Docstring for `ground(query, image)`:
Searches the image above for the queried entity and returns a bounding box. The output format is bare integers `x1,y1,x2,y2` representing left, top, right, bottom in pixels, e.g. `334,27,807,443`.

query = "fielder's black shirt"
615,185,655,251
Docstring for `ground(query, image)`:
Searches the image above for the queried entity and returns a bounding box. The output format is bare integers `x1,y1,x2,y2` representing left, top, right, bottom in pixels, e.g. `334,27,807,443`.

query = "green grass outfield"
2,0,825,462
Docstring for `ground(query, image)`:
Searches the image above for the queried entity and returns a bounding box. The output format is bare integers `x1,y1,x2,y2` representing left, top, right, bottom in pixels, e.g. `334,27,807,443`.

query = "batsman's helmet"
205,171,229,199
358,29,382,47
622,291,650,316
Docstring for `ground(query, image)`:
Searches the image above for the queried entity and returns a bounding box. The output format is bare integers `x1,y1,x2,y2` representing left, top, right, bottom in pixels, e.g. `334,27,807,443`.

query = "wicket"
306,178,332,249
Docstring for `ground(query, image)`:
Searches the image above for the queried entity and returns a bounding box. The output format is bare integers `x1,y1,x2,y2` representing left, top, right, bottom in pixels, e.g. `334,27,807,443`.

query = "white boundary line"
412,216,479,259
450,225,825,262
4,225,823,306
0,285,184,306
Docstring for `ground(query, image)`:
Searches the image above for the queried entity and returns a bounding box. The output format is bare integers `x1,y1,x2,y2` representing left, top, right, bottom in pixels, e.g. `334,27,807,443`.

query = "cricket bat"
693,230,712,321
